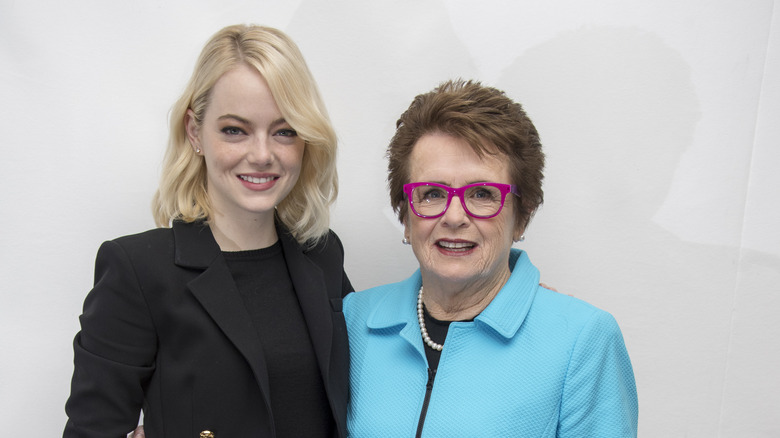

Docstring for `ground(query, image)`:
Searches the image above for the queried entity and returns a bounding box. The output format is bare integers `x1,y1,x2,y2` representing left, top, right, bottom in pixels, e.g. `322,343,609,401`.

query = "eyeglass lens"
411,184,505,217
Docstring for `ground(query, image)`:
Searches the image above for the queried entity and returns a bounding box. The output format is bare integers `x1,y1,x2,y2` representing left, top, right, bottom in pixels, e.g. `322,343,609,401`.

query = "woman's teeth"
240,175,274,184
437,241,474,249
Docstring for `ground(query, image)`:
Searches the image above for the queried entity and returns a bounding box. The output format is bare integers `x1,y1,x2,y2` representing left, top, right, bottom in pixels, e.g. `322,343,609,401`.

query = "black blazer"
64,220,353,438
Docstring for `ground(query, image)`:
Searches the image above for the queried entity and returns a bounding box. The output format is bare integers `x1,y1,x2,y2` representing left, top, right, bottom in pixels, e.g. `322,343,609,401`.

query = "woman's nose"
247,137,273,165
441,194,470,227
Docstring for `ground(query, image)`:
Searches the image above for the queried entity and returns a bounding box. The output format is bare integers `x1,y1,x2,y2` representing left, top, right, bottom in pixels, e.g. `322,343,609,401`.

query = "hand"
128,425,145,438
540,282,573,296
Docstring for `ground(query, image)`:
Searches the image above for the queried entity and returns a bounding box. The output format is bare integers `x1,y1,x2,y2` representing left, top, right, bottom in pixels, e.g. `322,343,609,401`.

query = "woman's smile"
238,173,279,188
435,239,476,254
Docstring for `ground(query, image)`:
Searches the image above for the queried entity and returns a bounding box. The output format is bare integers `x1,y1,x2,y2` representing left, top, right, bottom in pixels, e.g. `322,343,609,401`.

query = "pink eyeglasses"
403,182,520,219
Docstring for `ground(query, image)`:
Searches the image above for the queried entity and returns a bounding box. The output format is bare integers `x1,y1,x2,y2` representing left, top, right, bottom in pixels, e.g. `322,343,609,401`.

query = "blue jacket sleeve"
558,310,638,437
64,240,157,438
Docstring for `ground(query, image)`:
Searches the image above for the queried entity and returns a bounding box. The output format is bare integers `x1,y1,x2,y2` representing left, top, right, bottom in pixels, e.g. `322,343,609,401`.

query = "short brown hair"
387,79,545,231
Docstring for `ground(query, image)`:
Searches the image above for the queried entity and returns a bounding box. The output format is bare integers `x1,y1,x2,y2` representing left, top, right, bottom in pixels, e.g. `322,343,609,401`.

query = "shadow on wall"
287,0,480,289
498,26,766,436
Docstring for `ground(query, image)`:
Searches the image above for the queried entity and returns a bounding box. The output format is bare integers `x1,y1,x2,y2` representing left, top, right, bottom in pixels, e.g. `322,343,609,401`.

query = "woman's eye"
474,189,490,199
275,128,298,137
470,188,498,201
423,189,446,200
221,126,245,136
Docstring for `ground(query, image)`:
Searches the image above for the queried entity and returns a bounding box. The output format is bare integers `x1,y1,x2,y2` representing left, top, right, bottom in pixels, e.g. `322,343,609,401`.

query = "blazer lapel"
172,221,273,413
277,226,334,383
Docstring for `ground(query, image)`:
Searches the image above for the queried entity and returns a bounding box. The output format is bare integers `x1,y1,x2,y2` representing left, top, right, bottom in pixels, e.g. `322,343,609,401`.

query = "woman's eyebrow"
216,115,289,129
217,114,253,126
269,117,290,129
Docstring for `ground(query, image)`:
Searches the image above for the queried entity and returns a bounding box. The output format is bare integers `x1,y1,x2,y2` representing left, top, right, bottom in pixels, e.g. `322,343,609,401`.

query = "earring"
514,234,525,243
402,237,410,245
195,148,201,154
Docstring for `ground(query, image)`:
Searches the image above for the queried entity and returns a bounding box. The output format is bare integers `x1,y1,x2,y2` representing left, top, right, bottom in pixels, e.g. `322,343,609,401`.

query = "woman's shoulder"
533,286,623,335
92,227,176,269
304,229,346,254
105,225,176,253
289,229,347,272
511,250,622,331
103,220,212,261
109,220,210,247
344,277,415,312
111,226,173,243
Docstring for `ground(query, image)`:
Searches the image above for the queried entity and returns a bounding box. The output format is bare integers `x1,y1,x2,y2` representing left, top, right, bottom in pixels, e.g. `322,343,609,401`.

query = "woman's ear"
402,214,411,244
514,208,534,242
513,221,525,243
185,109,201,154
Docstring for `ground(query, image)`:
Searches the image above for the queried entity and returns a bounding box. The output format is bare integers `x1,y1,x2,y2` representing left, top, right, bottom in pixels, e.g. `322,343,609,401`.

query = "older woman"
344,80,638,437
64,25,351,438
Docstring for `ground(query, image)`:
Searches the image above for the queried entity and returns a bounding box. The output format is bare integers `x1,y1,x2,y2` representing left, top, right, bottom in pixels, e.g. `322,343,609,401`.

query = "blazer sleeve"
557,311,639,437
64,240,157,438
332,230,354,297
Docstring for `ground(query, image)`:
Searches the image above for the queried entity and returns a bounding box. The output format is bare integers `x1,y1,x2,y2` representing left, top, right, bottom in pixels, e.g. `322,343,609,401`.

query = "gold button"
199,431,214,438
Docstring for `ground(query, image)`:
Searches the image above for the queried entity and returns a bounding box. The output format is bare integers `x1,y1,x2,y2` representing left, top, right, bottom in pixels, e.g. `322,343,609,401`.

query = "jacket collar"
172,220,221,268
171,219,311,266
367,249,539,340
477,249,539,338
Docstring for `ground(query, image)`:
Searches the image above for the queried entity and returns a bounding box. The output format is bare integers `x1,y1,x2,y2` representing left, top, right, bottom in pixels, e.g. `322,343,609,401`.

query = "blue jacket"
344,249,637,437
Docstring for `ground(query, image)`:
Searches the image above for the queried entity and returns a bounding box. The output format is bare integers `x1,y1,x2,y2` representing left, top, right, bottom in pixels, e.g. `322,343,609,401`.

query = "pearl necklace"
417,286,443,351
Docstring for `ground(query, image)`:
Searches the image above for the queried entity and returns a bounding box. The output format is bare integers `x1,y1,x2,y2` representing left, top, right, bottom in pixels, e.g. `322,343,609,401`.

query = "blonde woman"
64,25,352,438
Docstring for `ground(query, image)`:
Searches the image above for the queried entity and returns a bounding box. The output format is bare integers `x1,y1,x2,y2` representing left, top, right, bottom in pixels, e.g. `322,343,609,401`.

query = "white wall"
1,0,778,436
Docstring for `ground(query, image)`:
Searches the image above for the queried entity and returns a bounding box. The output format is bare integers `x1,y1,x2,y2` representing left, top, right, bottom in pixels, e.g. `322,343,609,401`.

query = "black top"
421,306,450,371
223,241,332,438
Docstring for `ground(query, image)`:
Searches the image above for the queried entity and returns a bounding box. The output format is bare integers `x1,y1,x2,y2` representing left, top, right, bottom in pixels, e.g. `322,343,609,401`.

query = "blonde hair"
152,24,338,245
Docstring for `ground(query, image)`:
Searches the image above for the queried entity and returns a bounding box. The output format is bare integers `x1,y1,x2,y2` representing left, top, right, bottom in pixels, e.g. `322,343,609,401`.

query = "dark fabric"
421,306,476,370
421,306,450,371
224,243,332,437
64,220,353,438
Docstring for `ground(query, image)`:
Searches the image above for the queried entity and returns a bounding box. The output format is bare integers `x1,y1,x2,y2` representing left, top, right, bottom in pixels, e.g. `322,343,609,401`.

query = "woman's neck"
421,268,511,321
208,211,278,251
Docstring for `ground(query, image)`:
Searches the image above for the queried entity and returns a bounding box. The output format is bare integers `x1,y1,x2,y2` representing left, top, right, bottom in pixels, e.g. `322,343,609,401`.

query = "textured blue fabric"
344,249,638,437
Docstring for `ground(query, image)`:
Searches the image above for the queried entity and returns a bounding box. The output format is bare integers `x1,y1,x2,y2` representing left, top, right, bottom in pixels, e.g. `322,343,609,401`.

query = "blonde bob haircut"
152,24,338,245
